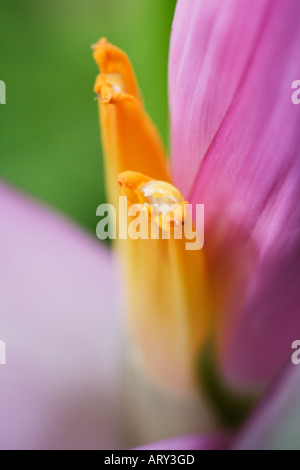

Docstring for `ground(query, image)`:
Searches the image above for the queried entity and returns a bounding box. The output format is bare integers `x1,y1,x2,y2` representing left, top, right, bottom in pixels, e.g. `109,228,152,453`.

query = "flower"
92,0,300,410
1,0,300,450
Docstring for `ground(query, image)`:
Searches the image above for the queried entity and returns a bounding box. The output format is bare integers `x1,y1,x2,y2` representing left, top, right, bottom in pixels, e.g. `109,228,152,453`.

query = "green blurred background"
0,0,176,231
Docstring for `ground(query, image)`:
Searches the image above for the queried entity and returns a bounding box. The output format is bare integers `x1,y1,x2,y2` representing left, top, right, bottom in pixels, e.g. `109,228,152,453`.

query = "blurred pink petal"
0,182,122,449
169,0,300,386
136,433,230,450
234,365,300,450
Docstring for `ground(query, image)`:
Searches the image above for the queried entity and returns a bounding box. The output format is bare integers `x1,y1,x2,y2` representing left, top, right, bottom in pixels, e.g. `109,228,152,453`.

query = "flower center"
93,39,208,394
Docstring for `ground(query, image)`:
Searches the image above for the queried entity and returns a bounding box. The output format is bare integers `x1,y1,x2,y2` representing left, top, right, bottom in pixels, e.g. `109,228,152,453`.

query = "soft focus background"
0,0,176,231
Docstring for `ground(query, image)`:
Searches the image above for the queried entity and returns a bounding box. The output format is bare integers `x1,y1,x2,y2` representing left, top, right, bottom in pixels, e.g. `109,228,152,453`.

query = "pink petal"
0,182,122,449
169,0,300,386
234,365,300,450
169,0,271,197
136,433,230,450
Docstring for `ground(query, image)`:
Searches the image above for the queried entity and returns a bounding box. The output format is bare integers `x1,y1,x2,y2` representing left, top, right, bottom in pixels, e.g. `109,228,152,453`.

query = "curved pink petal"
136,433,230,450
234,365,300,450
169,0,300,386
169,0,271,197
0,182,122,449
